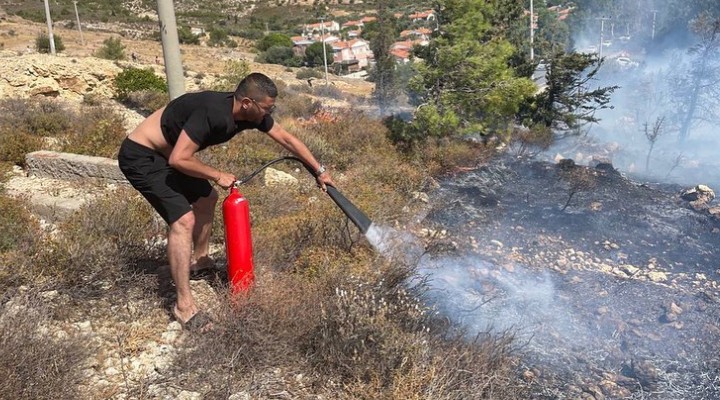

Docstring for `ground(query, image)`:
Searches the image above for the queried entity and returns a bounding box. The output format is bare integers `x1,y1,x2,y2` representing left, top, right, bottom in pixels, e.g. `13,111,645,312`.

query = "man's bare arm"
168,131,236,188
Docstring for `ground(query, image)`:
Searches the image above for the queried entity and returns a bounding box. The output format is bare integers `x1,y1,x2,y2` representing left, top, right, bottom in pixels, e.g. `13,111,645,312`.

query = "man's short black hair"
234,73,278,101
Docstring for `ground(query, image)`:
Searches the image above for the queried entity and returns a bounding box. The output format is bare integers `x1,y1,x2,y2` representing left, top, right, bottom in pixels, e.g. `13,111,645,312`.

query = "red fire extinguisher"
222,185,254,293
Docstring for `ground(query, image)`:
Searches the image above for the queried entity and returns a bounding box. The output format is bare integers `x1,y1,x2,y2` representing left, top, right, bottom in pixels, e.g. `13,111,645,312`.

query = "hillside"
0,13,373,98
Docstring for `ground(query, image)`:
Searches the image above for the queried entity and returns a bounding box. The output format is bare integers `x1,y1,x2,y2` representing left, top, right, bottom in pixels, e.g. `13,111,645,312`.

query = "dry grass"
0,289,92,400
29,189,164,296
0,84,526,398
0,97,130,162
168,259,527,399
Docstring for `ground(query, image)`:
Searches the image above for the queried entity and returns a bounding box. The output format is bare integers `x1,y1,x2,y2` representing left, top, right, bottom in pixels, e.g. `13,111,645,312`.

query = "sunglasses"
251,98,276,115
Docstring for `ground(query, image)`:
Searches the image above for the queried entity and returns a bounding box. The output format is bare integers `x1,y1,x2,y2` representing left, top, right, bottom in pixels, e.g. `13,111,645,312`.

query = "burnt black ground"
421,157,720,399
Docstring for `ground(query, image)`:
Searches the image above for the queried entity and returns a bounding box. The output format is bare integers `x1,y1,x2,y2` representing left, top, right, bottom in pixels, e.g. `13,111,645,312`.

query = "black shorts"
118,138,212,224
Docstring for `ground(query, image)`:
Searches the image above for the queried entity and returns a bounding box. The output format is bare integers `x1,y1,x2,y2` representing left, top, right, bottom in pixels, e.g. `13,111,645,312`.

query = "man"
118,73,334,331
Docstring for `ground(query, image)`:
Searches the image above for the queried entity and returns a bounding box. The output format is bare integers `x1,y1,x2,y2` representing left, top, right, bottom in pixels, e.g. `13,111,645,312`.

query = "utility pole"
597,16,611,58
43,0,56,54
651,10,657,40
530,0,534,61
73,1,85,46
157,0,185,99
319,16,329,86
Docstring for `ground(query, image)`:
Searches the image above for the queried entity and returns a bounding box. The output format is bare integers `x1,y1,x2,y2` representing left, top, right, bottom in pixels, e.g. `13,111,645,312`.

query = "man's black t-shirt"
160,91,274,151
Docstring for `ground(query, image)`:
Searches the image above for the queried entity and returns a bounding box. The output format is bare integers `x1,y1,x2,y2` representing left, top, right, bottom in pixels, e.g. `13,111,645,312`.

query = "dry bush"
313,84,344,99
0,129,44,166
200,130,283,179
125,90,169,113
558,163,598,211
416,138,493,176
276,91,321,119
33,189,164,296
250,188,367,268
286,82,314,94
168,270,326,397
0,290,91,400
293,111,400,170
62,105,128,158
508,124,554,157
0,194,40,253
0,194,42,290
0,97,75,137
168,259,525,399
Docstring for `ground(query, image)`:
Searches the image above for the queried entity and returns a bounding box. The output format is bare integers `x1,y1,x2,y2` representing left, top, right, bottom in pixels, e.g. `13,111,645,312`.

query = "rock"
583,385,605,400
264,167,299,187
25,150,127,183
621,265,640,276
0,54,122,101
681,185,715,203
647,271,668,282
412,191,430,203
557,158,576,169
490,239,504,248
709,206,720,218
621,359,659,389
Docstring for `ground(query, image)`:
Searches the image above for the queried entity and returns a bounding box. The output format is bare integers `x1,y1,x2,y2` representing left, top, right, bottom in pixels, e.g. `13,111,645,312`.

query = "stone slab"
25,150,127,184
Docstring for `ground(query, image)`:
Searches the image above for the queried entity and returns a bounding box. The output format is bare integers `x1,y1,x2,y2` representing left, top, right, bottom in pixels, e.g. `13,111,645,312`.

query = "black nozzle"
326,185,372,234
234,156,373,234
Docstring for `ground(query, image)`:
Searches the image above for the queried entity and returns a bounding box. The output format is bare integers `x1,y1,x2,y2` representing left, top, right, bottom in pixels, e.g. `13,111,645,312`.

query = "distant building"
409,10,435,22
390,48,411,64
303,20,340,36
291,35,315,57
332,39,373,70
400,28,432,44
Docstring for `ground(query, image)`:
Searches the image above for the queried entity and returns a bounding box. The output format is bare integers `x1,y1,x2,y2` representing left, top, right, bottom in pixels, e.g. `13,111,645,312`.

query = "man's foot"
190,255,216,273
172,304,213,333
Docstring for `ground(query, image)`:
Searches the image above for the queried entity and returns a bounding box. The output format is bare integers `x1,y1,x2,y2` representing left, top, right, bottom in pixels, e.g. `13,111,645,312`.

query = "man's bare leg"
168,210,198,322
190,190,218,269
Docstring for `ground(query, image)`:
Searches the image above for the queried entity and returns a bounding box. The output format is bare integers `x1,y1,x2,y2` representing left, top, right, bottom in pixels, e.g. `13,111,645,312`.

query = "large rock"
263,167,298,187
0,54,121,101
25,150,126,183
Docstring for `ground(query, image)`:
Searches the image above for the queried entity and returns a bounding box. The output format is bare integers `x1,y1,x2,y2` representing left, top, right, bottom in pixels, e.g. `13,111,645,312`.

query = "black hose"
234,156,314,186
234,156,372,234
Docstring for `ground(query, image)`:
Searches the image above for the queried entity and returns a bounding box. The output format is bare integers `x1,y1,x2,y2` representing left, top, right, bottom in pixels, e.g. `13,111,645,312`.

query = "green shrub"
257,46,301,67
95,36,125,60
237,29,264,40
207,27,229,47
256,32,293,51
114,67,167,101
35,33,65,53
178,26,200,45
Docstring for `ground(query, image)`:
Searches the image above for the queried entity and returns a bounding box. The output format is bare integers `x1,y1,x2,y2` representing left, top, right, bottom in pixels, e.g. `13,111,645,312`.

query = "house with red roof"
409,10,435,22
332,38,373,71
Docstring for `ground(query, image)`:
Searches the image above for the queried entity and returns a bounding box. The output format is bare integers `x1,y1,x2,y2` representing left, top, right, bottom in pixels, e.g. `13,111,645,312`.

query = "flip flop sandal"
173,305,214,332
